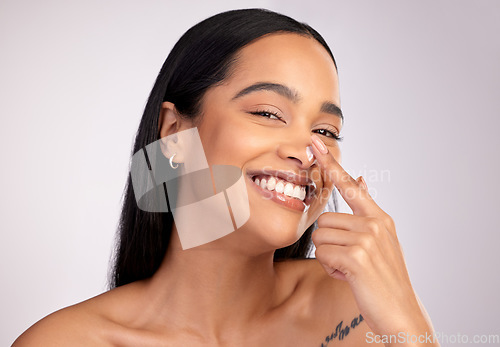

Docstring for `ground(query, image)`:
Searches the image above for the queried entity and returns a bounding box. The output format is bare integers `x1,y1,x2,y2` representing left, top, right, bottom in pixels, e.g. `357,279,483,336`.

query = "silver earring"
169,153,179,169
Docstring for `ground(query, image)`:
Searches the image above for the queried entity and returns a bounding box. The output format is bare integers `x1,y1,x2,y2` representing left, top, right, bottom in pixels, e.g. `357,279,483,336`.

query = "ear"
158,101,192,164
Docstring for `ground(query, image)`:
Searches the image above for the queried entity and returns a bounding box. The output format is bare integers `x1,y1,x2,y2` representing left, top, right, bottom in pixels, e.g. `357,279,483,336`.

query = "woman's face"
188,33,342,250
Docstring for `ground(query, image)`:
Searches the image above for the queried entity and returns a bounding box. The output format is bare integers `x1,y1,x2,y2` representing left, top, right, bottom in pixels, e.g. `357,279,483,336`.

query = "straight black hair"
110,8,339,289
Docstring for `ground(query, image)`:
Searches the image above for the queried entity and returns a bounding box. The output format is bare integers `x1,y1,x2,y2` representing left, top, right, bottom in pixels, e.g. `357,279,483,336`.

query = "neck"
141,227,284,340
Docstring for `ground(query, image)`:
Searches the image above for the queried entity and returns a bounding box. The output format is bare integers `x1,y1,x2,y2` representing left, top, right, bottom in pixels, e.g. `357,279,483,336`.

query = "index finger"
310,134,378,216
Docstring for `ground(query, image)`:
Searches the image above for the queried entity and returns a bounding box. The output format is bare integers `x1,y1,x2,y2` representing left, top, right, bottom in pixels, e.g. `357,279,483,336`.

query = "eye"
249,109,343,141
249,110,284,122
314,128,343,142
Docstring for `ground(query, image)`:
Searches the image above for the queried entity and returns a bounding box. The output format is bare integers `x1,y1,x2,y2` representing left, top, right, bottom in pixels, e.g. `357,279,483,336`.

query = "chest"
225,311,374,347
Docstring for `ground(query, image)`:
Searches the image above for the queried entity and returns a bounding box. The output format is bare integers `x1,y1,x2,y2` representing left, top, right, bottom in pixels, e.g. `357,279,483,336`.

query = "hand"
309,134,436,344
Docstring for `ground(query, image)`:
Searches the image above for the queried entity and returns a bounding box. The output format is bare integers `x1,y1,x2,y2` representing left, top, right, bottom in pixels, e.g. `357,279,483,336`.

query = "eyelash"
249,110,344,142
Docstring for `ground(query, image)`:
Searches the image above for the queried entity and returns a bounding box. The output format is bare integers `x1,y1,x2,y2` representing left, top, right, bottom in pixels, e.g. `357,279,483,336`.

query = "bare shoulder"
13,298,109,346
12,284,141,346
275,257,356,309
276,258,384,346
275,257,358,316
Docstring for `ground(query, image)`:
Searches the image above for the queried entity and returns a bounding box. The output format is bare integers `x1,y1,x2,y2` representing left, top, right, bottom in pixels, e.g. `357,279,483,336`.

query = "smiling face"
173,33,342,251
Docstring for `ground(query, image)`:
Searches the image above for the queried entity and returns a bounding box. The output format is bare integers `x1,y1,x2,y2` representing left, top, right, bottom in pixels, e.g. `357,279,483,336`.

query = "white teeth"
260,178,267,189
283,183,294,197
267,177,276,191
299,186,306,200
292,185,301,199
252,175,309,201
275,181,284,194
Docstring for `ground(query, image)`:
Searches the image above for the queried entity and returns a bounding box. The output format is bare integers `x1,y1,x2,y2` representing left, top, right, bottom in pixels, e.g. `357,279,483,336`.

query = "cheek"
198,122,244,165
198,118,267,166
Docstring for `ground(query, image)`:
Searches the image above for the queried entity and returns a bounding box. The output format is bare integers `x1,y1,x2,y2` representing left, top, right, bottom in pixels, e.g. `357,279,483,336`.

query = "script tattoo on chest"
319,314,364,346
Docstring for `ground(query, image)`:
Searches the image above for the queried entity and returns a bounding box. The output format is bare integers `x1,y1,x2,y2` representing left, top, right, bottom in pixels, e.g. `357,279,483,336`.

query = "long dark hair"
109,8,339,289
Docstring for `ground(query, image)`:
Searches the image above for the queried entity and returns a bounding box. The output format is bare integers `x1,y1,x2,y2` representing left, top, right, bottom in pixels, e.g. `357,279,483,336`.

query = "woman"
15,9,437,346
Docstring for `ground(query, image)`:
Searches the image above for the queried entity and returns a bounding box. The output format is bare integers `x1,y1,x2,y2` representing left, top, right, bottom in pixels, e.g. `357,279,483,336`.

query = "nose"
277,139,316,170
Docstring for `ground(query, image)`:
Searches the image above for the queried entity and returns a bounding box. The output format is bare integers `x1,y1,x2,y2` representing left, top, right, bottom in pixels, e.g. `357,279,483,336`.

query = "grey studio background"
1,0,499,345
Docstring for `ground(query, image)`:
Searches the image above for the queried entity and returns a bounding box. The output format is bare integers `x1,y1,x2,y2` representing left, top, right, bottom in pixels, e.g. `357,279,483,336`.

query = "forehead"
223,33,340,105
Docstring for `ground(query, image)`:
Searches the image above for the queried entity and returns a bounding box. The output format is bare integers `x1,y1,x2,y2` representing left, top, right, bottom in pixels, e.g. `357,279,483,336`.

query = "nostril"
287,156,304,166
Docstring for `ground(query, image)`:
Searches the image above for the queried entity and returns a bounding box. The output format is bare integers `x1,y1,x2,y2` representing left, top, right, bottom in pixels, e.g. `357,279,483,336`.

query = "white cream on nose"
306,146,315,163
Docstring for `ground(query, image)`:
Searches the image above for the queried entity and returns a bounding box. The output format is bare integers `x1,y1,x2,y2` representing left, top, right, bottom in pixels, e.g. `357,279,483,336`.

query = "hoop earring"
169,153,179,169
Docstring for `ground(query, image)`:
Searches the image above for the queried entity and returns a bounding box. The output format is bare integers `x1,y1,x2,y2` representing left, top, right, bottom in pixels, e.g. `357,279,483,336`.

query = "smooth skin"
14,33,437,346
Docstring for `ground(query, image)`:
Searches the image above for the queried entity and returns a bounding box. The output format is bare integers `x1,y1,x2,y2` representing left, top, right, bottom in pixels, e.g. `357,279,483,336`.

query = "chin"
239,207,307,250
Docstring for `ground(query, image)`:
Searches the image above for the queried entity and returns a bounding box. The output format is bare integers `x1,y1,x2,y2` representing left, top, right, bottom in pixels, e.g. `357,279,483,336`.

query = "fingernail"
306,146,315,162
311,134,328,154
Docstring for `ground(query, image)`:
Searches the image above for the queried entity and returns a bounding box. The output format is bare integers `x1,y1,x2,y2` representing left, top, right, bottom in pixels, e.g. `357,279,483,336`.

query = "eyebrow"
231,82,344,123
232,82,300,102
320,102,344,123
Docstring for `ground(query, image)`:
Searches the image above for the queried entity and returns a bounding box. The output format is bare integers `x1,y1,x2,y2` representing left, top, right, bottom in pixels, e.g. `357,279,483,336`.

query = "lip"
245,169,317,213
